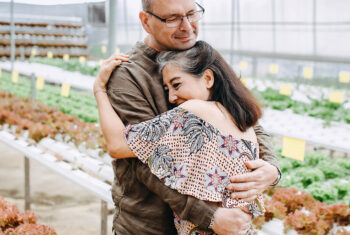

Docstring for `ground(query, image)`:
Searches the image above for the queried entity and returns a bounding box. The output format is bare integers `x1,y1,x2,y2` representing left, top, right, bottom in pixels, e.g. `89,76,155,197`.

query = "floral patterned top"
124,106,264,215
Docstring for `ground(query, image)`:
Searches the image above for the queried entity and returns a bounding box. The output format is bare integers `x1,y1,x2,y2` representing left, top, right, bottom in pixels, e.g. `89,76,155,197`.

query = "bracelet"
248,202,265,218
208,212,216,230
270,168,282,186
94,89,107,95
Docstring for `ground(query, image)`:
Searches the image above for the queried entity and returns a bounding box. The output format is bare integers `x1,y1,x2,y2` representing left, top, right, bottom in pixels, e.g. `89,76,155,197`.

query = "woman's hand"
93,53,129,92
212,208,252,235
227,159,279,202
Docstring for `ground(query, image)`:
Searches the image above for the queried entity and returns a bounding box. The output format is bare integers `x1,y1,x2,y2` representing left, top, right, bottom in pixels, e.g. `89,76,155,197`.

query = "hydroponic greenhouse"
0,0,349,235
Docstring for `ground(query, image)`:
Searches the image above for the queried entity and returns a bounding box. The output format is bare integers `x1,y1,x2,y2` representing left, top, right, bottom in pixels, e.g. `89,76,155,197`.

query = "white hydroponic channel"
0,60,95,91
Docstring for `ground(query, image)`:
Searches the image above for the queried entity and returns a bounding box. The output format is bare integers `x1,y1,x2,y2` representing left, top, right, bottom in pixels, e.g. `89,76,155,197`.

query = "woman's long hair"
157,41,262,132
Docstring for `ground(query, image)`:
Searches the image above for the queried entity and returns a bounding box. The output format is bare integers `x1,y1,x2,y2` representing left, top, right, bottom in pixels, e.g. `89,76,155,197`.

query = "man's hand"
211,208,251,235
227,159,279,202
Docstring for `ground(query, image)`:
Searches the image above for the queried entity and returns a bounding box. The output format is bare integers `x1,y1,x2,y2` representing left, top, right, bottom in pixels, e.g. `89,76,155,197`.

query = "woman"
94,41,263,234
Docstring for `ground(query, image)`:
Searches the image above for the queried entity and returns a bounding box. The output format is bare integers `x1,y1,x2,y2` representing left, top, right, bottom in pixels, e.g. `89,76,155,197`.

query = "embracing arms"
95,53,280,234
94,85,135,159
94,55,226,231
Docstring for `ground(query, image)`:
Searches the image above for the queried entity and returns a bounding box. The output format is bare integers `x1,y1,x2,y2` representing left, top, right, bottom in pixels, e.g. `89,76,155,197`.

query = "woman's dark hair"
157,40,262,132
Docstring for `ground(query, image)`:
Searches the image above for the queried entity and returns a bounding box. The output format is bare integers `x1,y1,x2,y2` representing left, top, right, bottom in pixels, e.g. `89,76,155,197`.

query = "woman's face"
162,63,212,106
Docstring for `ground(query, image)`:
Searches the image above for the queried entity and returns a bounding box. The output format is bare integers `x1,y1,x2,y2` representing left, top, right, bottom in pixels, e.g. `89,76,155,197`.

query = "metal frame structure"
0,130,113,235
7,0,350,68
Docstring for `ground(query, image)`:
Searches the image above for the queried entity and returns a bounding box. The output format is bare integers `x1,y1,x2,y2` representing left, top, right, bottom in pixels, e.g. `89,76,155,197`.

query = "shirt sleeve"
253,124,281,185
107,66,158,124
107,68,217,229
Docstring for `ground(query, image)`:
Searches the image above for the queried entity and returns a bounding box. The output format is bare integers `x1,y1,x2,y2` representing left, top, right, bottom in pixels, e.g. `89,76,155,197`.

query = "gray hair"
142,0,152,11
157,41,215,78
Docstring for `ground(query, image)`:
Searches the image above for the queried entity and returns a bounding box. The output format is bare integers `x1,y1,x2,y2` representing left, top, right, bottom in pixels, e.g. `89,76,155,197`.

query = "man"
106,0,281,234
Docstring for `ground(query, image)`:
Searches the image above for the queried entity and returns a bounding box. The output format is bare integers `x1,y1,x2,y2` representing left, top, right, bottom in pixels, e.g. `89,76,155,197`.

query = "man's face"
147,0,199,51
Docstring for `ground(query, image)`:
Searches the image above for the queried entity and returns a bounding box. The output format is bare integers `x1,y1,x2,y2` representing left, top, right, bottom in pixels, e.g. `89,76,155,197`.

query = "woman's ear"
139,11,152,34
203,69,214,89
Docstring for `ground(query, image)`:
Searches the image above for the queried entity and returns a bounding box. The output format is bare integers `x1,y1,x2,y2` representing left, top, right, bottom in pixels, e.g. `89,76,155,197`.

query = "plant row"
277,150,350,206
0,92,106,152
23,58,350,124
2,71,350,127
254,187,350,235
28,57,99,76
0,197,57,235
255,88,350,125
28,57,350,92
253,74,350,93
0,71,98,123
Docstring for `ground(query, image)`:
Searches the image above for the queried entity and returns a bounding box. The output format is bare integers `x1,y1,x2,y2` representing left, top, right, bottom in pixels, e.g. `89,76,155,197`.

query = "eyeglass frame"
146,2,205,28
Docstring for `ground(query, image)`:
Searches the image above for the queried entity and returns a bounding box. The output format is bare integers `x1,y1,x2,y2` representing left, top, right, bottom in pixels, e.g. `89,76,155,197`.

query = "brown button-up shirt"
107,42,280,235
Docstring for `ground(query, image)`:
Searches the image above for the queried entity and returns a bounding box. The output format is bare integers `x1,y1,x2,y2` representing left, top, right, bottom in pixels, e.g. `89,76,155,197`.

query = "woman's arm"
94,91,135,159
94,54,135,159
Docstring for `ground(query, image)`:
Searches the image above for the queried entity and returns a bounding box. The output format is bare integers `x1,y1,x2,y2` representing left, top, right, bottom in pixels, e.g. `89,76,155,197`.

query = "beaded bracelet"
208,213,215,230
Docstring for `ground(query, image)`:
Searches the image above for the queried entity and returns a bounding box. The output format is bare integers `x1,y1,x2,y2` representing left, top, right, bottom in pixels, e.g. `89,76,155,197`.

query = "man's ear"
203,69,214,89
139,11,152,34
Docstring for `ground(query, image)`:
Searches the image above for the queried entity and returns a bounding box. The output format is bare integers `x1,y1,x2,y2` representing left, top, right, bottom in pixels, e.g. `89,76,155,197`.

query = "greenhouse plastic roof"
0,0,104,5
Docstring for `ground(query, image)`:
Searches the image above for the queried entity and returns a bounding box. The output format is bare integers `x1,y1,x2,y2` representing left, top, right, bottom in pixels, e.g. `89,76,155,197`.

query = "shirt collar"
135,41,159,59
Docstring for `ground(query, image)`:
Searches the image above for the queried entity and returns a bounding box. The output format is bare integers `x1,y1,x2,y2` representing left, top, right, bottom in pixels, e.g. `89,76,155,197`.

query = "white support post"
107,0,117,57
101,200,108,235
24,157,30,211
10,0,15,72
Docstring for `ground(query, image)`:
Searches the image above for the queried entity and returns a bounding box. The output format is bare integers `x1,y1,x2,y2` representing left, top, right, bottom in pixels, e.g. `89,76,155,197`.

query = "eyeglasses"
146,2,205,28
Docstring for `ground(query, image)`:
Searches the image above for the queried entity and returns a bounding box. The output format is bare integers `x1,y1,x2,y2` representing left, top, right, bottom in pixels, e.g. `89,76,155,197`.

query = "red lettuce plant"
0,197,56,235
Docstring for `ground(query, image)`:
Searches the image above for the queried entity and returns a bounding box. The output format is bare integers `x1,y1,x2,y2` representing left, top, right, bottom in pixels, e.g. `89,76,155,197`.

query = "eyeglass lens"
166,11,203,27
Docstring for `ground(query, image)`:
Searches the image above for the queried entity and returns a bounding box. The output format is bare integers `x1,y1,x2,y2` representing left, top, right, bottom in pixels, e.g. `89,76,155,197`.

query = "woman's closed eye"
172,82,181,89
